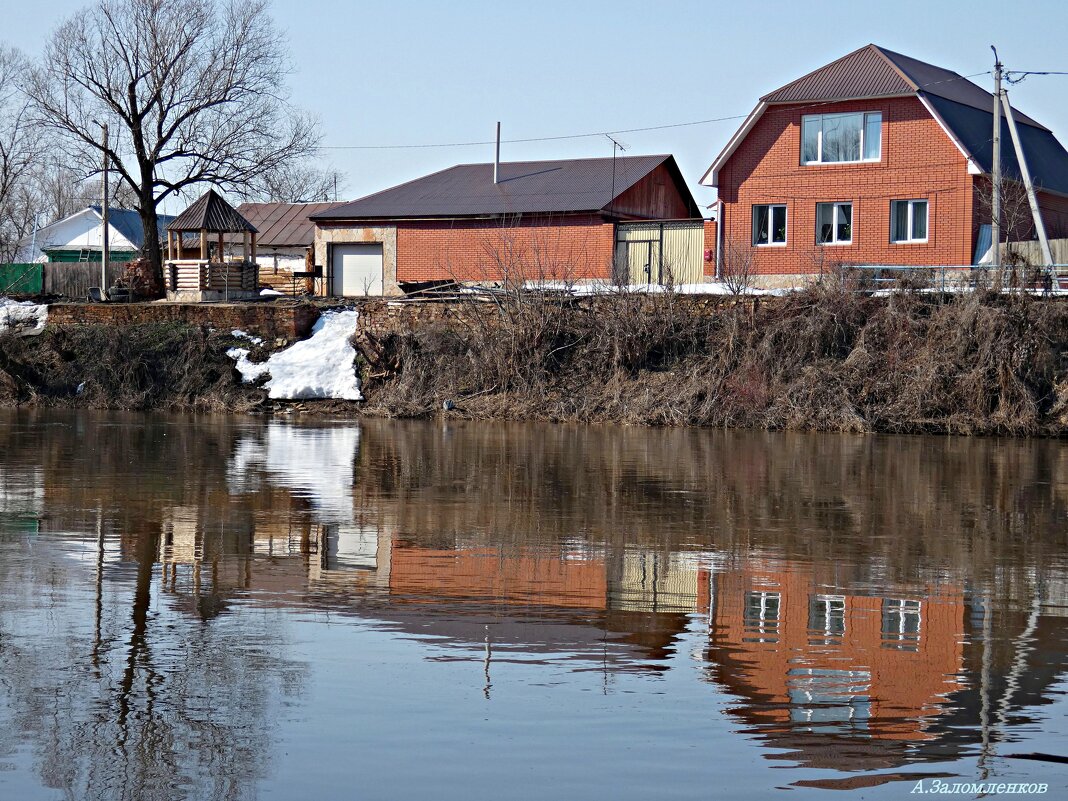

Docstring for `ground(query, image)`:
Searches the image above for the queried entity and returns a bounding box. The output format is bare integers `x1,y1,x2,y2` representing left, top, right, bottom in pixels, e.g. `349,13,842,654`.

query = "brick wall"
703,219,717,276
717,97,975,274
46,302,321,341
394,214,616,282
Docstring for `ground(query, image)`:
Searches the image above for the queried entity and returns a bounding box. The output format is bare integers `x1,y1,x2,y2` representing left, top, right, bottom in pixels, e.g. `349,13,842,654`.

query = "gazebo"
164,189,259,301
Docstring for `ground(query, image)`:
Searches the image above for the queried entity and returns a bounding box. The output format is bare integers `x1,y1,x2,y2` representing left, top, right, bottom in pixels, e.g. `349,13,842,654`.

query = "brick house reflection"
700,560,965,769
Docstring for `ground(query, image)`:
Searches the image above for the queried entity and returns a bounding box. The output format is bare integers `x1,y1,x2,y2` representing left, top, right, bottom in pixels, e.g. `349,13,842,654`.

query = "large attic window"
802,112,881,164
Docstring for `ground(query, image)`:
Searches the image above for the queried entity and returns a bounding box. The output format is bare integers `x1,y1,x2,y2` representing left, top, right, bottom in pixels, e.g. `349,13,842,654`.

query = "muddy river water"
0,410,1065,799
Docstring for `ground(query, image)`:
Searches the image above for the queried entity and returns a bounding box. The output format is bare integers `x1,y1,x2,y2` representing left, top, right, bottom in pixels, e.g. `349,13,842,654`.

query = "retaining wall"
46,302,321,341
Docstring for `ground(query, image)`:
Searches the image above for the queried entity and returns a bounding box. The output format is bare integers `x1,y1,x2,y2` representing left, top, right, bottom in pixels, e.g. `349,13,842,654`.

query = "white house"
15,206,174,263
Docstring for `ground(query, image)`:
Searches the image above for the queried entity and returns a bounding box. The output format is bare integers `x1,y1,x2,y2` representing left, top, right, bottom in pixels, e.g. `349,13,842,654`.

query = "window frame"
816,201,853,245
801,111,883,165
752,203,788,247
889,199,929,244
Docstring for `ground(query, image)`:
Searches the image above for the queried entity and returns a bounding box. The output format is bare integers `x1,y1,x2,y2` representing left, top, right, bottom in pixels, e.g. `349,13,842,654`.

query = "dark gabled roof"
234,202,344,247
167,189,257,233
313,155,690,220
704,44,1068,192
926,94,1068,196
89,206,175,247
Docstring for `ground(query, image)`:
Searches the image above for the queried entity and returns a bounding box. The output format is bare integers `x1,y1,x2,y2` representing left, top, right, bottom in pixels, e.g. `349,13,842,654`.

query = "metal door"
331,243,383,296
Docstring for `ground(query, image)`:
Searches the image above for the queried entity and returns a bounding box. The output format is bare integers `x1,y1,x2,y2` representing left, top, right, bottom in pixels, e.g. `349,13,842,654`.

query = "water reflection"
0,411,1066,798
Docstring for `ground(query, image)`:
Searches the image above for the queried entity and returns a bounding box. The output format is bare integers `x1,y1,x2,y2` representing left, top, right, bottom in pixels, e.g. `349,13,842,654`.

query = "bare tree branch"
25,0,321,282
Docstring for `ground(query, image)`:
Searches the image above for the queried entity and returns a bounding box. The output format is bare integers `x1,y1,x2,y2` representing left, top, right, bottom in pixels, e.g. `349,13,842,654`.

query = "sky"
5,0,1068,217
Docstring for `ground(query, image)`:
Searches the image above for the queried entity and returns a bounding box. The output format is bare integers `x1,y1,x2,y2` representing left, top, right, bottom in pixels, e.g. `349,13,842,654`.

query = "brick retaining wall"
46,302,321,341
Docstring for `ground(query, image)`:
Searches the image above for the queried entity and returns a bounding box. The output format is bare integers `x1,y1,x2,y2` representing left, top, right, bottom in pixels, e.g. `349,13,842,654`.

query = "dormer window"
802,112,882,164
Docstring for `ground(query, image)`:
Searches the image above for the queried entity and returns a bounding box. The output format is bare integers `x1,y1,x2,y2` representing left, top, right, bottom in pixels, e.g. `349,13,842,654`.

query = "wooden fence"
43,262,127,299
1001,238,1068,265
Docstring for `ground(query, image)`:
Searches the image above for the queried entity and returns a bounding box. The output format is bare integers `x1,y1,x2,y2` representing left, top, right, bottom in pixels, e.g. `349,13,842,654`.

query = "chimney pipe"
494,121,501,184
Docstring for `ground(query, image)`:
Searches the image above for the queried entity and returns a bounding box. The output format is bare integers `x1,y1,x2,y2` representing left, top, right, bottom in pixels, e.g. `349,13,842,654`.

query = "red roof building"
701,44,1068,278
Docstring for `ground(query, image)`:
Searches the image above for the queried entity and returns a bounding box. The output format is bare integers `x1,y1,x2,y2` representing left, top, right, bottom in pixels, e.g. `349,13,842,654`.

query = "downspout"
715,198,724,281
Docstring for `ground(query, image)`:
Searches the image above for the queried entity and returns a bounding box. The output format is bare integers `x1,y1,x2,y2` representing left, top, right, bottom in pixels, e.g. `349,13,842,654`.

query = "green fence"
0,263,44,295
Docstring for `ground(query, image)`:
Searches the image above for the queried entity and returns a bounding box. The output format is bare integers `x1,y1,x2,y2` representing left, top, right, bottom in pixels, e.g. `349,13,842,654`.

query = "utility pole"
98,122,109,292
1001,88,1054,269
991,46,1002,270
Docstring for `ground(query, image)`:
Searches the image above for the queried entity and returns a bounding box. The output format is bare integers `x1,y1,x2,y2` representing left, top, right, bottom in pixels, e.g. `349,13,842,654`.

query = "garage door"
331,243,384,296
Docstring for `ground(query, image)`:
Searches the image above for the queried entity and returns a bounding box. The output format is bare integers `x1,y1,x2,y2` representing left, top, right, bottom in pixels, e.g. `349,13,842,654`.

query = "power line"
316,70,994,153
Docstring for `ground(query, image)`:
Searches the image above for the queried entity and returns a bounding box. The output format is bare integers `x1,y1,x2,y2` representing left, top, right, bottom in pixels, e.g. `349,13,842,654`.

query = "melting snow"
230,328,264,345
0,297,47,332
228,309,362,400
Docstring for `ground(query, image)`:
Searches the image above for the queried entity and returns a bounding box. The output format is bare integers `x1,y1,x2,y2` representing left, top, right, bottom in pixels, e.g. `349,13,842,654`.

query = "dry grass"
359,284,1068,436
0,323,263,411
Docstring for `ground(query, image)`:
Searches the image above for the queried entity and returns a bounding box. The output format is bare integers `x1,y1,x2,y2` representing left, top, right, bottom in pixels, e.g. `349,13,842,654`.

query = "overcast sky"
6,0,1068,216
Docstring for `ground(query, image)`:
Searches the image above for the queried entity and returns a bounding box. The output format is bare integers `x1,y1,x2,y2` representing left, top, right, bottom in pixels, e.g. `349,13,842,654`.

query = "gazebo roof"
167,189,257,233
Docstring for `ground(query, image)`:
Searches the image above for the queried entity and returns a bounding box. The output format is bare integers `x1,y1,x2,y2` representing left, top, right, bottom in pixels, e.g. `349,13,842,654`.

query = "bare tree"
974,176,1035,258
25,0,320,283
0,45,46,262
241,161,346,204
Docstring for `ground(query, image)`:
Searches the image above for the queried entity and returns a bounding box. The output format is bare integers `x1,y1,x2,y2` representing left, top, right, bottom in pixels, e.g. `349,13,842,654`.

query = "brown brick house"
701,44,1068,278
310,154,703,296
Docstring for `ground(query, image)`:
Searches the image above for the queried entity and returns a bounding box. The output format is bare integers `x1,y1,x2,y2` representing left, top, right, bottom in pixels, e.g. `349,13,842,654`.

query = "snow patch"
522,282,793,297
0,297,47,332
230,328,264,345
260,288,283,297
229,309,362,400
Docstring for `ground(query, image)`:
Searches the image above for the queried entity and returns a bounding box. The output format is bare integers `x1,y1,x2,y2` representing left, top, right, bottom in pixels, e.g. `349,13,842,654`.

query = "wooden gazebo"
165,189,260,301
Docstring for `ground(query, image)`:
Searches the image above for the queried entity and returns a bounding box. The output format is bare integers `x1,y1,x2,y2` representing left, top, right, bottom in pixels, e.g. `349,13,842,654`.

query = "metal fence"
847,264,1068,293
0,263,44,295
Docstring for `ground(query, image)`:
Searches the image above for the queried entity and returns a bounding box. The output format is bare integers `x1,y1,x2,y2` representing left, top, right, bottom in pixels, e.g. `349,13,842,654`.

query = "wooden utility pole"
991,47,1002,270
99,122,109,291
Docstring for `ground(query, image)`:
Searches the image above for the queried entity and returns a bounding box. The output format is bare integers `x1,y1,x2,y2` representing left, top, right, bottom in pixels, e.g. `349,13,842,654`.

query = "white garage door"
332,243,384,296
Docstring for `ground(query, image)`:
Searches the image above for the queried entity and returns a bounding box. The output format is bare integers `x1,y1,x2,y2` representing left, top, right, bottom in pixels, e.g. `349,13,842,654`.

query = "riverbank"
1,283,1066,436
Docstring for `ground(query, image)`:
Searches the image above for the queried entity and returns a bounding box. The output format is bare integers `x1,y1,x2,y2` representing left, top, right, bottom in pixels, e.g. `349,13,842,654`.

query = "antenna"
606,134,627,218
494,122,501,184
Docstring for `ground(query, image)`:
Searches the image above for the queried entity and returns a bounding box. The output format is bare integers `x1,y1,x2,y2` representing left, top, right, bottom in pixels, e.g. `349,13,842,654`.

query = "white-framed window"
752,204,787,246
881,598,922,650
816,202,853,244
809,594,846,636
802,112,882,164
890,199,928,243
743,590,781,643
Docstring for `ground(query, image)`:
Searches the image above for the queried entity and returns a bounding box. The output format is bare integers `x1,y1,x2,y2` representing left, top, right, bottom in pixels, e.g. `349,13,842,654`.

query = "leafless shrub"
720,239,755,296
360,262,1068,437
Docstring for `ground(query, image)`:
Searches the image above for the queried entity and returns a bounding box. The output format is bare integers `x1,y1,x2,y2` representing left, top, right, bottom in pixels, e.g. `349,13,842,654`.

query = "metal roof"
313,155,689,220
927,94,1068,195
167,189,257,233
705,44,1067,190
89,206,175,247
762,45,913,104
234,202,344,247
762,44,1043,128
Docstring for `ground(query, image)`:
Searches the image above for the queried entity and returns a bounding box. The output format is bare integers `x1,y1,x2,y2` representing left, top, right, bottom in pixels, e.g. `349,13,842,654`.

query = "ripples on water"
0,410,1066,799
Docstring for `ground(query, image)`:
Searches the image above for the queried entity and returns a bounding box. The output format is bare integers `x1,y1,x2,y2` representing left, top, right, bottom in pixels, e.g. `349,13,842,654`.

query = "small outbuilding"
165,189,259,302
310,154,705,296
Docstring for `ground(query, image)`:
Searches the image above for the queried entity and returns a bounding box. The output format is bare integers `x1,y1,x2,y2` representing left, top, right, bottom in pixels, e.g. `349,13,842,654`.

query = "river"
0,410,1065,799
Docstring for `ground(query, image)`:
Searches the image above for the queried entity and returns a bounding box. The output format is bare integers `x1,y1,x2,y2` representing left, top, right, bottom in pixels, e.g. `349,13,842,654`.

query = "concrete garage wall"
313,224,401,297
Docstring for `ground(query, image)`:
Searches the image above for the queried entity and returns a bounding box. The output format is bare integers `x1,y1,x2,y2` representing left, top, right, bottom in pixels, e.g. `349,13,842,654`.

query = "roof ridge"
760,44,881,102
452,153,671,168
869,44,921,92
